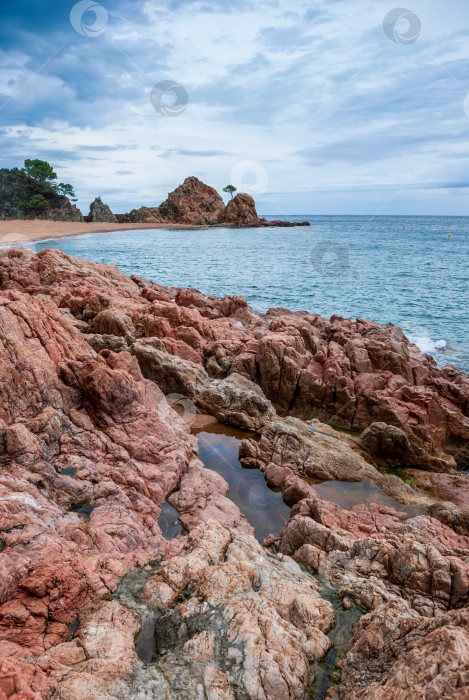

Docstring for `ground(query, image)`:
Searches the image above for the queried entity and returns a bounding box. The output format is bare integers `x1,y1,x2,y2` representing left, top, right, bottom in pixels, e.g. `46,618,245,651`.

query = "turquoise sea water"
32,215,469,373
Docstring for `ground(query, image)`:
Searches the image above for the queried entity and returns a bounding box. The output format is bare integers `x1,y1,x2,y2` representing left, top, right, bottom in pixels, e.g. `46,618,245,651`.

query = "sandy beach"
0,220,200,247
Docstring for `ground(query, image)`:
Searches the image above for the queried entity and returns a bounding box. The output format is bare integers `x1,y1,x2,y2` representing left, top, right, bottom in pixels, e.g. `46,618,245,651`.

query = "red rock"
0,246,469,698
3,247,467,471
406,469,469,505
158,176,225,225
217,193,261,227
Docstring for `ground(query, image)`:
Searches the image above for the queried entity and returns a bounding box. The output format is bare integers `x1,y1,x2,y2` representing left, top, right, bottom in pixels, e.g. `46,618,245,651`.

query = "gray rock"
87,197,118,223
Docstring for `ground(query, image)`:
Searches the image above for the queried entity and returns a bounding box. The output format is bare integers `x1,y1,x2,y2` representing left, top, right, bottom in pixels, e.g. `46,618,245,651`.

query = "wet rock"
240,417,424,506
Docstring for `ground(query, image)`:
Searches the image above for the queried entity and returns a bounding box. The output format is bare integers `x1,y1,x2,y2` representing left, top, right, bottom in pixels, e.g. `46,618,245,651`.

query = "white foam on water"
408,333,447,355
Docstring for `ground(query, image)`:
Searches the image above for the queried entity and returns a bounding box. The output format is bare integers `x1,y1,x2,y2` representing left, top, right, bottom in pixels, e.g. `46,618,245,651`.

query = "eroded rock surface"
158,176,225,226
53,521,334,700
0,246,469,699
217,193,261,227
86,197,118,224
1,246,467,471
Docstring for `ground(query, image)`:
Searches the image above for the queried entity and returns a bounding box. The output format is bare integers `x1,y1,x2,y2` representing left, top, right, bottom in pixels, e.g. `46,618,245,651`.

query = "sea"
30,215,469,374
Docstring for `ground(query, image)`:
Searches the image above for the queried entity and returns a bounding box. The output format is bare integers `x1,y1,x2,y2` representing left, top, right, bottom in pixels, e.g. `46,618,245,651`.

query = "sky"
0,0,468,215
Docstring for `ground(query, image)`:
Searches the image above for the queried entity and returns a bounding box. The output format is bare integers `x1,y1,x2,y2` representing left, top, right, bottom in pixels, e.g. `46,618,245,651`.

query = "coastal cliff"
0,247,468,699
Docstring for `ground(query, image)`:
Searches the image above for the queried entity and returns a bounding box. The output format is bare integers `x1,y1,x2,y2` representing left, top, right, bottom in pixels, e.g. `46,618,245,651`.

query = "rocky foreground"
0,247,468,699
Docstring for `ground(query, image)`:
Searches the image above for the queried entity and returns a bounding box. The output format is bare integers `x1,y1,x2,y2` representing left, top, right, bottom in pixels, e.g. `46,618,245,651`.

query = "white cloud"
1,0,468,214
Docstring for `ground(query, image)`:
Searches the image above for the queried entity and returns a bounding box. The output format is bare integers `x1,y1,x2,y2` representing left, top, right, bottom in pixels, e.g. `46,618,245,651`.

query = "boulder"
158,176,225,225
218,192,261,227
86,197,118,223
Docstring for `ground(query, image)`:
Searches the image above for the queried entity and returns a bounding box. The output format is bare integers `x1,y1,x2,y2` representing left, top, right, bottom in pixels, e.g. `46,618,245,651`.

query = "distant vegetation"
0,159,77,218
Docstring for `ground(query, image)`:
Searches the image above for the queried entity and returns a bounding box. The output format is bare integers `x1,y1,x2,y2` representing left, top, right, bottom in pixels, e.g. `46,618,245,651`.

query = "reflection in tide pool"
158,501,183,539
314,478,425,520
194,426,291,543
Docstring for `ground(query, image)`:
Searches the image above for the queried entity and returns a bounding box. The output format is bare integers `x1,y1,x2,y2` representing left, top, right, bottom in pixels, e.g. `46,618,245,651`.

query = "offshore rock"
159,176,225,226
217,193,261,227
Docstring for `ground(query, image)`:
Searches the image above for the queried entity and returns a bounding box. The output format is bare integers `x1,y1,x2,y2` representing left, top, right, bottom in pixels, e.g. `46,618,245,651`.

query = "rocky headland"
116,176,309,228
2,167,309,229
0,247,468,699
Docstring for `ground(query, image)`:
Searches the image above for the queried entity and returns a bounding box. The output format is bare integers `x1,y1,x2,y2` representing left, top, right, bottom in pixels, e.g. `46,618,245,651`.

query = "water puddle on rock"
309,574,363,699
158,501,183,539
70,504,96,518
314,478,424,520
128,421,408,688
112,558,165,665
193,424,291,543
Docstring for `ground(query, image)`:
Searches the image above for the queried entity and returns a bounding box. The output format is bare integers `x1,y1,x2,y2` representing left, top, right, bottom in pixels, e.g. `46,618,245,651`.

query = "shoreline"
0,220,205,246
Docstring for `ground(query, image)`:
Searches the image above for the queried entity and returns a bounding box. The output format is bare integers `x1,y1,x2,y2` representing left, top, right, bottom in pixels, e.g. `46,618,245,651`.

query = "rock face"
117,177,309,227
86,197,118,223
218,193,261,227
0,247,467,471
275,497,469,699
158,176,225,226
39,197,83,222
116,206,164,224
0,246,468,699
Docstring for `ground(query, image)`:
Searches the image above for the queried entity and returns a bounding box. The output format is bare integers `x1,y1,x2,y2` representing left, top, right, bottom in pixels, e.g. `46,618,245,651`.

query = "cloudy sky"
1,0,468,215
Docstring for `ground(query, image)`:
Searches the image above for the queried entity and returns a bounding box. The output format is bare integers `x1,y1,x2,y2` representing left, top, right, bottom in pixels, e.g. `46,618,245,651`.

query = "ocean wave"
408,333,447,355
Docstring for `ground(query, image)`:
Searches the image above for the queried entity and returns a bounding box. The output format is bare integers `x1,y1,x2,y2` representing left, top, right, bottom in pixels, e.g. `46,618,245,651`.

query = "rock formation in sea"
0,247,468,699
158,176,226,226
119,176,310,227
85,197,118,224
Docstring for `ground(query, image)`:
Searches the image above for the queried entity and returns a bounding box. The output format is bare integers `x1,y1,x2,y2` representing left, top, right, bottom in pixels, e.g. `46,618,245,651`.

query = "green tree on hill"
0,160,78,218
22,159,57,184
223,184,237,200
56,182,78,201
25,194,49,211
